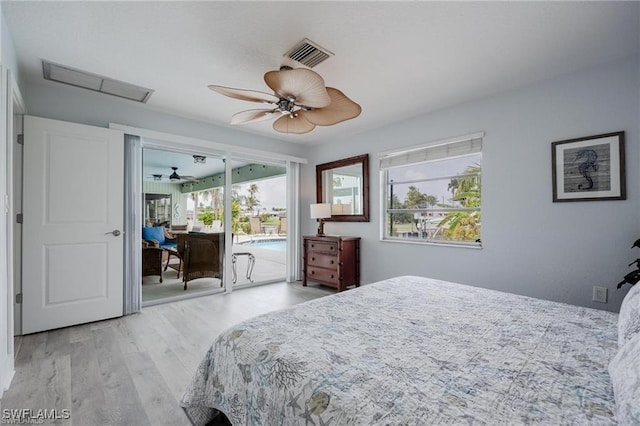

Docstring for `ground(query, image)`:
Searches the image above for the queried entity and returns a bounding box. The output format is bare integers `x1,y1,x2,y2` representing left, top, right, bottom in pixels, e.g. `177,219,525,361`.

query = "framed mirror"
316,154,369,222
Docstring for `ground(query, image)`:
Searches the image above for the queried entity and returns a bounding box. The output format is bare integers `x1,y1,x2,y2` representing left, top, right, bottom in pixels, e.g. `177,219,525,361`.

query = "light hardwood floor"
1,282,334,425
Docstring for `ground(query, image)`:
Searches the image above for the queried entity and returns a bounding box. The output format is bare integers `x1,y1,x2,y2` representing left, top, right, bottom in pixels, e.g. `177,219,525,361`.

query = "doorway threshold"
142,287,225,308
141,278,286,308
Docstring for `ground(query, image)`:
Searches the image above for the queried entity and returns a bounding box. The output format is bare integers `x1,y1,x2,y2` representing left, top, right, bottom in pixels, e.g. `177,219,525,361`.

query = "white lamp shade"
310,203,332,219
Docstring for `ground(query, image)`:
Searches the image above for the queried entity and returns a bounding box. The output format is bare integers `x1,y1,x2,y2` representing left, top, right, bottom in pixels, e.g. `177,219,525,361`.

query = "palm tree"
451,164,481,208
438,164,481,241
210,187,223,217
198,190,211,208
246,183,261,216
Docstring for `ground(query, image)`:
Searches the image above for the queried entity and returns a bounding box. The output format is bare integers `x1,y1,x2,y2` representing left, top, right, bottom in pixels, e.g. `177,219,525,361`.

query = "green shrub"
199,211,215,226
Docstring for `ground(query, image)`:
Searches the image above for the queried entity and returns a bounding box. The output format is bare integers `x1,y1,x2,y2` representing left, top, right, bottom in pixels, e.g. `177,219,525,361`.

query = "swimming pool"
240,238,286,252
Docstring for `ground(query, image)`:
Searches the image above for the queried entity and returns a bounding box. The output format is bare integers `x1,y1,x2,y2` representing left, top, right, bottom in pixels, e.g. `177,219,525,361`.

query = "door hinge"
16,213,23,224
15,293,22,304
17,134,24,145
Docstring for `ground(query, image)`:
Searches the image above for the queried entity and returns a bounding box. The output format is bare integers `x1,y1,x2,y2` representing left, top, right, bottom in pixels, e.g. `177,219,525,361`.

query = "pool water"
241,239,286,252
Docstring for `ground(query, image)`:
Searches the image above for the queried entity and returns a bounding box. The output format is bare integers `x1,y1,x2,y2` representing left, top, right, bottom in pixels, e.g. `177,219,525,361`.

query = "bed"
180,276,640,425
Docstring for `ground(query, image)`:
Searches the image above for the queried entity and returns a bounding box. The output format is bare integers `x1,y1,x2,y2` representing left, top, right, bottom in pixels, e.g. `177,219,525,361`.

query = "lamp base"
316,219,326,237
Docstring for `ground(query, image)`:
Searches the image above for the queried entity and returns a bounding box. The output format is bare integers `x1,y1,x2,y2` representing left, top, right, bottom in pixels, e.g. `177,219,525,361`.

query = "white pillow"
618,284,640,347
609,332,640,425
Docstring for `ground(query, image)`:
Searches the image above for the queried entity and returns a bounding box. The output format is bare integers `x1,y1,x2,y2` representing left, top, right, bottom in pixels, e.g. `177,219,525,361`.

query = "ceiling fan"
150,167,198,182
209,66,361,134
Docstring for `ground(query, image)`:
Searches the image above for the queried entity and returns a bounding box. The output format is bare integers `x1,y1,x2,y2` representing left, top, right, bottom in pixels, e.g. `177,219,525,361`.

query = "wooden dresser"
303,236,360,291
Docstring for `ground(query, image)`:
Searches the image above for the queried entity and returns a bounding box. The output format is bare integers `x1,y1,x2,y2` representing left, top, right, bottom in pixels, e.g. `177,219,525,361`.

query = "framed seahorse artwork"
552,131,625,202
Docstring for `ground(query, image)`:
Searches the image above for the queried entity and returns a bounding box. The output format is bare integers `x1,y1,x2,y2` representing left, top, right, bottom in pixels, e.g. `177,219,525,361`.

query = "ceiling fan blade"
305,87,362,126
264,68,331,108
230,109,278,125
273,111,316,134
208,85,279,104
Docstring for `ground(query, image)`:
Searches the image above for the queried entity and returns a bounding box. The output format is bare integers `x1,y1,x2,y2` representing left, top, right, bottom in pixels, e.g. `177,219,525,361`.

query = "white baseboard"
0,355,15,398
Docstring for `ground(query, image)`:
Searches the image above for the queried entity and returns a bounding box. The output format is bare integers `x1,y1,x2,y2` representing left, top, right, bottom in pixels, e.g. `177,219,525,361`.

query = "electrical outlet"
593,286,608,303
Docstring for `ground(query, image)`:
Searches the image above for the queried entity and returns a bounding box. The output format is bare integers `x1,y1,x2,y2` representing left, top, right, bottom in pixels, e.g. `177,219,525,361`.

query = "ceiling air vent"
284,38,333,68
42,61,153,103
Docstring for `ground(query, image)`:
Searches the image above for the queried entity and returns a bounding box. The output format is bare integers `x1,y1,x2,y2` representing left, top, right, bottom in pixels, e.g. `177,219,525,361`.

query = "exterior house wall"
302,55,640,313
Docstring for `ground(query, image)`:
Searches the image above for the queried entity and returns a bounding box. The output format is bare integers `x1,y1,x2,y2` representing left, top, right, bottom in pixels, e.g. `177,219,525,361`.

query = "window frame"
379,133,483,248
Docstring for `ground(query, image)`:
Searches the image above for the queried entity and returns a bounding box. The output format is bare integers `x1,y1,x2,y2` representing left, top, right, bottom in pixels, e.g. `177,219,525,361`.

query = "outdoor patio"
141,236,287,303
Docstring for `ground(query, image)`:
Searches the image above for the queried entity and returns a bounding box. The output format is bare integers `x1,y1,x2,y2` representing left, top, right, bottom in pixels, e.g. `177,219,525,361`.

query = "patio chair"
170,224,188,234
142,225,177,250
142,246,164,283
175,233,224,290
249,217,262,235
279,217,287,235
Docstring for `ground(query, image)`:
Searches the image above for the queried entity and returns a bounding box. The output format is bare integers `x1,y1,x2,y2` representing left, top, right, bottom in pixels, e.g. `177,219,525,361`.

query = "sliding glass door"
228,157,287,287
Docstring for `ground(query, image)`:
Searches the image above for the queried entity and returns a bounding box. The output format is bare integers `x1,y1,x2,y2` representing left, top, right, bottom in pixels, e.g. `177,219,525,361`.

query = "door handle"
105,230,121,237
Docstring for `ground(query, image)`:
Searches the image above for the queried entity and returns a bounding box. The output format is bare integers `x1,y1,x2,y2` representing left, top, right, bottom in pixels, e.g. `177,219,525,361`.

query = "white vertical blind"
286,161,302,282
224,152,233,294
123,134,142,314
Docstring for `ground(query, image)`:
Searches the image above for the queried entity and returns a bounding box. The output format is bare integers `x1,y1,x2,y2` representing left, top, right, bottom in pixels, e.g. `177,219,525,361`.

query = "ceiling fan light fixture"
264,68,331,108
208,65,360,134
193,155,206,164
273,111,315,134
231,109,277,125
169,167,180,181
304,87,362,126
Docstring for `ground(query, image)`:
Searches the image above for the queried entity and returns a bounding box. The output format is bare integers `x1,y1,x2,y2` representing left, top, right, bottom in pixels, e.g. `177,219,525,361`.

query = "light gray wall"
303,55,640,312
0,12,19,85
20,79,308,160
1,11,20,88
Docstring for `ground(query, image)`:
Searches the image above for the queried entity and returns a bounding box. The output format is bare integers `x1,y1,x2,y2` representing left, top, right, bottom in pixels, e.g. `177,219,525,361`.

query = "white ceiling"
3,2,639,145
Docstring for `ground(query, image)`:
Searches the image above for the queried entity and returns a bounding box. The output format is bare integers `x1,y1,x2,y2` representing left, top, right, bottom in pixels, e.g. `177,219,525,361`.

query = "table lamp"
310,203,332,237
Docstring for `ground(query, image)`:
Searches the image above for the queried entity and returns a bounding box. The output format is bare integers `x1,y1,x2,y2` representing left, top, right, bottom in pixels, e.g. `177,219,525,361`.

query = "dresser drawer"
306,266,339,285
308,253,338,269
307,241,338,254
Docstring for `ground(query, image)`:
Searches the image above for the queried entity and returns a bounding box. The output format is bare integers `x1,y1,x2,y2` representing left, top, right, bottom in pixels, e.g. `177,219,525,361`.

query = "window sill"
380,237,482,249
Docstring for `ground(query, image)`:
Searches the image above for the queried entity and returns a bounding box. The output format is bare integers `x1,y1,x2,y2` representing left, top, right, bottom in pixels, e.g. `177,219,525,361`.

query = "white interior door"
22,116,124,334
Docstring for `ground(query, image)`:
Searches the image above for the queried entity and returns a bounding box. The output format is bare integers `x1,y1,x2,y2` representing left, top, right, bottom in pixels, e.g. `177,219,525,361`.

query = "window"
380,133,483,247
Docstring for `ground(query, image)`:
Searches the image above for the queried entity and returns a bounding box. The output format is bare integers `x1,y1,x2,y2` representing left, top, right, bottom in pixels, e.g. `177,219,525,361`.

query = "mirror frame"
316,154,369,222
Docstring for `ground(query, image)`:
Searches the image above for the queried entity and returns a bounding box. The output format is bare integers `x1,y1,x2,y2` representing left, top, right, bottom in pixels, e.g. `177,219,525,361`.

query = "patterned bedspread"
181,276,619,425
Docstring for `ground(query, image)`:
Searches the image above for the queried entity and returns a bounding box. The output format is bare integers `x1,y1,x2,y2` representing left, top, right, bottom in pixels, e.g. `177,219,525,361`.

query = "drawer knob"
311,271,315,275
330,260,334,264
331,274,334,279
311,257,315,261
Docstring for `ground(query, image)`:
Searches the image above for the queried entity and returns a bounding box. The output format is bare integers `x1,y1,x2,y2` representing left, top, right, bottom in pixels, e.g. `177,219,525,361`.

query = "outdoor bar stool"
232,252,255,284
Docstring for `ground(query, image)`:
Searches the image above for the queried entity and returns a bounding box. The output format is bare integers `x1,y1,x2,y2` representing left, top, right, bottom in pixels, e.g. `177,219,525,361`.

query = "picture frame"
552,131,625,202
